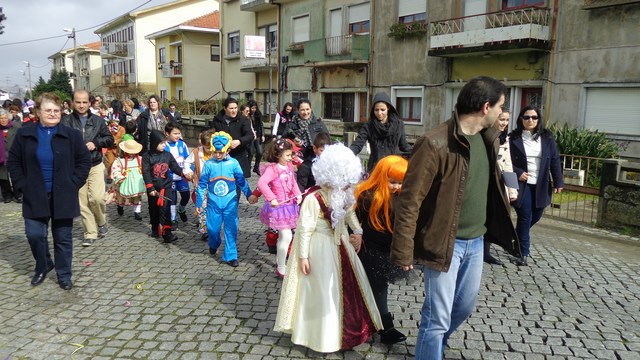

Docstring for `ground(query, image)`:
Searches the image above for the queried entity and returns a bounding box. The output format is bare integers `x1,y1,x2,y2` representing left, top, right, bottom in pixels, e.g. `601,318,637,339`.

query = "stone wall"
598,159,640,230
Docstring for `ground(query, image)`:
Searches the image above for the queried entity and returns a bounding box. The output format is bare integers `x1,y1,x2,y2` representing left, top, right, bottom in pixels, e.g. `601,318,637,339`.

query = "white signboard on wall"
244,35,265,59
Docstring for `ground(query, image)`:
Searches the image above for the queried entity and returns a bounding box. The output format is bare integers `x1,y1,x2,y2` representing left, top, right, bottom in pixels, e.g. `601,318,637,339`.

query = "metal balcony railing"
430,7,550,36
325,35,353,56
161,62,182,77
102,73,128,86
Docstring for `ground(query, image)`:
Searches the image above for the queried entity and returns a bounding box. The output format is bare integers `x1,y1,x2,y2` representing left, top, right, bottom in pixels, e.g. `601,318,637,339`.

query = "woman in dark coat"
135,95,167,153
0,109,21,203
7,93,91,290
247,100,264,175
210,97,254,178
350,92,413,173
283,99,329,159
509,106,564,266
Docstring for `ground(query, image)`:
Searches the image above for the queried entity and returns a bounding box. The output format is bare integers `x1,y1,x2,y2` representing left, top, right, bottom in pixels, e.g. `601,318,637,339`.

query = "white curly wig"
312,143,363,227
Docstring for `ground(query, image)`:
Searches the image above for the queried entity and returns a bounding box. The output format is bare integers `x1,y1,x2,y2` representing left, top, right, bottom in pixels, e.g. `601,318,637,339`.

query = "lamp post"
22,61,32,100
64,27,77,90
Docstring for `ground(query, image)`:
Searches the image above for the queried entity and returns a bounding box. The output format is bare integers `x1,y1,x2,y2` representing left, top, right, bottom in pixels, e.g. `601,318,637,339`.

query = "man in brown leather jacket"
390,76,520,360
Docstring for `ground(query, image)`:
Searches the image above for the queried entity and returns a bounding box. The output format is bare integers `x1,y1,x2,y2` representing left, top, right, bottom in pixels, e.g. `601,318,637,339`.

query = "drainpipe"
274,0,281,112
367,0,376,111
544,0,559,123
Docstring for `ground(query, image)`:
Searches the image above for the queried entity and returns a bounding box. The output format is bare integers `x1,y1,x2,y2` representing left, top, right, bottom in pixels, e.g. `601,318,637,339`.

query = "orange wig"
354,155,408,234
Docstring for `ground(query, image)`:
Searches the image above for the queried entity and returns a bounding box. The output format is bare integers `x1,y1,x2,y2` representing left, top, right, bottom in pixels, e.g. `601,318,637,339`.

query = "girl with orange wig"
354,155,411,345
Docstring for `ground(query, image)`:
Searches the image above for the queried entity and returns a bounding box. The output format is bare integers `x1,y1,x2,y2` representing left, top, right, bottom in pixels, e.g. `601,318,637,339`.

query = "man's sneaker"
98,225,109,238
178,209,188,222
82,238,94,247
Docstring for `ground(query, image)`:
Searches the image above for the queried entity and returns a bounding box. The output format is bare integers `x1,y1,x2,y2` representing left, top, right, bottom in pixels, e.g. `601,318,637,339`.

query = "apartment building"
146,11,221,101
48,41,102,92
94,0,219,98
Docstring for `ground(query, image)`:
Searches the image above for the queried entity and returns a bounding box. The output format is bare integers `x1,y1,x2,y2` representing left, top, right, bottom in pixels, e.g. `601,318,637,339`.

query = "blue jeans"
415,237,484,360
25,217,74,282
514,184,545,257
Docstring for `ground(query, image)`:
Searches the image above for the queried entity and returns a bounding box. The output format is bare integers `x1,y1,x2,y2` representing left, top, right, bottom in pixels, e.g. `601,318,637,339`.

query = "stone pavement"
0,176,639,359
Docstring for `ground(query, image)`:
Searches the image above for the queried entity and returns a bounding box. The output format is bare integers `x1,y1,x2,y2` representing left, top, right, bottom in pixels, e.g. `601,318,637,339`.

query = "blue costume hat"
211,131,232,153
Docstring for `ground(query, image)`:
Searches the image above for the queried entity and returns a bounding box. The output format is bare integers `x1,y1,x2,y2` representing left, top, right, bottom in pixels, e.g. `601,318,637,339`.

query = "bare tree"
0,7,6,35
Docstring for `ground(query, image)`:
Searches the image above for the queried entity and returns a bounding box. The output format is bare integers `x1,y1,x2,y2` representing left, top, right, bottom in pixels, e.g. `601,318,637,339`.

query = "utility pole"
64,27,77,90
267,39,272,122
23,61,32,99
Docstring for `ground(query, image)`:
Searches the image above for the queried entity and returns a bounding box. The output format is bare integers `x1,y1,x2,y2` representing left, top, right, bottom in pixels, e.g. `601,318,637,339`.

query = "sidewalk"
0,177,639,359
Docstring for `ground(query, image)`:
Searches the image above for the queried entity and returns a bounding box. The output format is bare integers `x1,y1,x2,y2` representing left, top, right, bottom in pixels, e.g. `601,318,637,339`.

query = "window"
348,3,370,34
160,90,167,101
292,15,310,43
398,0,427,23
210,45,220,61
229,92,240,99
392,87,424,123
502,0,545,10
228,31,240,55
178,89,183,101
291,92,309,106
259,24,278,49
128,26,133,41
323,93,355,121
159,47,166,64
177,45,182,63
129,59,135,74
245,92,254,101
584,87,640,136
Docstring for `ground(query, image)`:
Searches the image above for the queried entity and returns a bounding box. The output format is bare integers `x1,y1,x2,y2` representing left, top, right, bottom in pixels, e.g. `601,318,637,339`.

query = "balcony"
102,73,129,87
429,7,551,57
240,52,278,72
583,0,640,8
240,0,273,12
303,34,370,68
160,62,183,78
101,42,134,59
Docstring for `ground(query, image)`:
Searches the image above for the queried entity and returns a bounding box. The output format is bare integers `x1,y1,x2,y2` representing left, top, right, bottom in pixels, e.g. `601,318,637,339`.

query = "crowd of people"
0,76,564,359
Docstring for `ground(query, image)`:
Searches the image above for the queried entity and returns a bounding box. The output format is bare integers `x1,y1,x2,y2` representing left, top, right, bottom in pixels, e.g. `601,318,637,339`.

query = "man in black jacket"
62,90,114,246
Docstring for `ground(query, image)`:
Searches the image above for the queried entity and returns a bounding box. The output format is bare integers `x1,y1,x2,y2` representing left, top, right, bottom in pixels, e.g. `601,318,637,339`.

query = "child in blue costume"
195,131,252,267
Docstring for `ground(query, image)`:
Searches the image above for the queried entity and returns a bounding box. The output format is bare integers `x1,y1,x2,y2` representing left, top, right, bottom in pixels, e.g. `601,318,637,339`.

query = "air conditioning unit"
80,69,89,76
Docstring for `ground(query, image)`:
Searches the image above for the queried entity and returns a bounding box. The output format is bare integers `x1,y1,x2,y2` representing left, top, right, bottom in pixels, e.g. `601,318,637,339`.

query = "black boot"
512,256,528,266
379,313,407,345
483,241,503,265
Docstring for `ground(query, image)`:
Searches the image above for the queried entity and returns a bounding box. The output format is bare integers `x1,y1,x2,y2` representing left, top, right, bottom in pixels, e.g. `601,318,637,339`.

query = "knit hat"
119,139,143,154
211,131,232,153
149,129,166,152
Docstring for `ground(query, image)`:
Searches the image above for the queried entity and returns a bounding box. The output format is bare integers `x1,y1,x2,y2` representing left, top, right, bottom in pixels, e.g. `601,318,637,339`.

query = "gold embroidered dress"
274,188,382,353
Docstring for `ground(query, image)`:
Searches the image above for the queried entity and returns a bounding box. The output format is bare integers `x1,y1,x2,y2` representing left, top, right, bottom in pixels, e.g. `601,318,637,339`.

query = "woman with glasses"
508,105,563,266
7,92,91,290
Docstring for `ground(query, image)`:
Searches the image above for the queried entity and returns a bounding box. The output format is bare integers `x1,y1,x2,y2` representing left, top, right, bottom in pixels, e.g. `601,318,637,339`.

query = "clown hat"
211,131,233,153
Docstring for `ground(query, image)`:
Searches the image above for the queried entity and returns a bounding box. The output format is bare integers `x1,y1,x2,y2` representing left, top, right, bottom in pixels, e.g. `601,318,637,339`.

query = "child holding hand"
274,143,382,353
110,139,145,220
195,131,252,267
257,139,302,278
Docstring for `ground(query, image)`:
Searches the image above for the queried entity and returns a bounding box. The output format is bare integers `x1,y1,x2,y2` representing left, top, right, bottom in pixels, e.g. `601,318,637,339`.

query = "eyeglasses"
41,109,62,115
522,115,539,121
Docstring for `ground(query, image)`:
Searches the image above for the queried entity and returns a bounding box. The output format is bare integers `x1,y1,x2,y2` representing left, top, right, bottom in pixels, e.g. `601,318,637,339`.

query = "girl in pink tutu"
257,138,302,278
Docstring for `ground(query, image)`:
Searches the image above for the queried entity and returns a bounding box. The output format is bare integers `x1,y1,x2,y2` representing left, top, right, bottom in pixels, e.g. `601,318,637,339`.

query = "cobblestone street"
1,177,639,359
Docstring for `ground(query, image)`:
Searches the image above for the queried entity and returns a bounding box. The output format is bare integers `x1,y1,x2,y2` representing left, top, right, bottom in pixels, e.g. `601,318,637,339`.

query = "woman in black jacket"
509,106,564,266
247,100,264,175
350,92,413,173
283,99,329,159
210,98,254,178
8,93,91,290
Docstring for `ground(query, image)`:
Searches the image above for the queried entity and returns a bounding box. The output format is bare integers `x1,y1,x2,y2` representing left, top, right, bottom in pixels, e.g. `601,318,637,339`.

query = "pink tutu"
260,202,299,230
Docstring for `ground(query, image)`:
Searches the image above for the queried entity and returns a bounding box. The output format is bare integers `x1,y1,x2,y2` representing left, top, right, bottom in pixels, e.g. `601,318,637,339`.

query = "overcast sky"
0,0,174,98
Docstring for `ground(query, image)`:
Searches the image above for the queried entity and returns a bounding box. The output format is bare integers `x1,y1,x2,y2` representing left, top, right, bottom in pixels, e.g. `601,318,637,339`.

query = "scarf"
370,115,400,152
292,114,313,148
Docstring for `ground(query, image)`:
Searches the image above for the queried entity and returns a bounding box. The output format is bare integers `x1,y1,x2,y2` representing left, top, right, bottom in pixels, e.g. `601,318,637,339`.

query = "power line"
0,0,154,47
